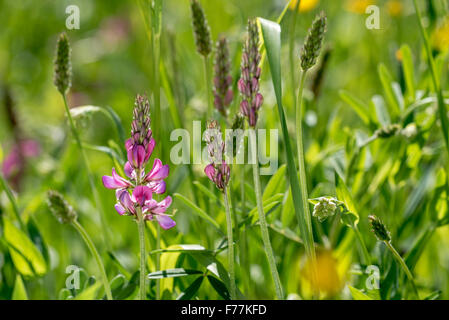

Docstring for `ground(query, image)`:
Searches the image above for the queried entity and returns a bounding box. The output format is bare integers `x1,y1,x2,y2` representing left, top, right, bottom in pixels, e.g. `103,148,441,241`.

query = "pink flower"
115,189,134,215
143,196,175,230
2,139,40,178
102,168,133,189
144,159,169,182
132,185,153,206
204,161,230,191
102,94,175,230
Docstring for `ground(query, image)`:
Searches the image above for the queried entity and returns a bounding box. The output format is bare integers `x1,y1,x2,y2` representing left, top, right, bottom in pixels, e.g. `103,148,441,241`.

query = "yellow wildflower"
302,249,345,297
432,16,449,52
345,0,376,14
395,49,402,61
386,0,403,17
289,0,319,13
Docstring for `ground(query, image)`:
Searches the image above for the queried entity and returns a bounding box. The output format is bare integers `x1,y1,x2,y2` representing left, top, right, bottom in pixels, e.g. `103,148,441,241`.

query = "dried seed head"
368,215,391,242
375,124,401,138
190,0,212,57
205,120,224,162
213,37,233,116
47,190,77,224
313,197,338,222
53,33,72,94
300,12,327,71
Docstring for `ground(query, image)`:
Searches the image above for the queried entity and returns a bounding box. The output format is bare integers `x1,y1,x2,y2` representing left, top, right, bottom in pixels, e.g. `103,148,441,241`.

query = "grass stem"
203,55,212,117
352,225,371,266
250,129,284,299
385,241,420,299
224,186,236,299
0,173,25,231
295,70,319,295
72,220,112,300
61,94,110,247
289,0,300,111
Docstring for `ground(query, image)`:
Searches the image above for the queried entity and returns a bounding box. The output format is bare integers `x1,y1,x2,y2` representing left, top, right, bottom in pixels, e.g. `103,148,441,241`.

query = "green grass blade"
258,17,316,264
339,90,371,125
147,268,203,279
412,0,449,153
174,193,221,231
378,64,401,117
400,44,416,102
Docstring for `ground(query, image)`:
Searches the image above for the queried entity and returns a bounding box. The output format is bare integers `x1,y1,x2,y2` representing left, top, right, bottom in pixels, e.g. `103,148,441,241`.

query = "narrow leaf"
174,193,221,230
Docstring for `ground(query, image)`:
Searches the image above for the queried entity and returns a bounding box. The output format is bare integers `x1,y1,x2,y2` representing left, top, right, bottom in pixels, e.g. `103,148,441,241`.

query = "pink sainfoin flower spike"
102,94,175,230
204,120,230,191
238,19,263,128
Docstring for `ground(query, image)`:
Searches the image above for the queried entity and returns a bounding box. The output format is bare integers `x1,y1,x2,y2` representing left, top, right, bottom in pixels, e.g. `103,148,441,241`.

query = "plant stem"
223,186,236,299
295,70,319,294
0,173,25,231
250,129,284,299
203,55,212,117
385,241,420,299
289,0,300,111
352,225,371,266
239,165,250,296
412,0,449,154
135,168,147,300
152,32,162,156
136,206,147,300
72,220,112,300
156,224,161,300
61,94,110,247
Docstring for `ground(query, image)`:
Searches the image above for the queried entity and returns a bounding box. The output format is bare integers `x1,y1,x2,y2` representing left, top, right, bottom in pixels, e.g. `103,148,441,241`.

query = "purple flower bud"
253,93,264,109
224,89,234,106
239,19,263,127
240,100,250,115
249,109,257,127
251,77,259,92
237,78,247,95
242,68,250,81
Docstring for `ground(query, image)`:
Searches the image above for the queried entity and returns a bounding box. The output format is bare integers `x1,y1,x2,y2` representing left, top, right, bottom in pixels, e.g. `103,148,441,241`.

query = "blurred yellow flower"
395,48,402,61
302,249,345,297
386,0,403,17
289,0,319,12
432,17,449,52
345,0,376,14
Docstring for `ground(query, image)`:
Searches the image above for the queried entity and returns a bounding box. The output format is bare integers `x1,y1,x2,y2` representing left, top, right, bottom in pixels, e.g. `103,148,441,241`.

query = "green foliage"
1,0,448,301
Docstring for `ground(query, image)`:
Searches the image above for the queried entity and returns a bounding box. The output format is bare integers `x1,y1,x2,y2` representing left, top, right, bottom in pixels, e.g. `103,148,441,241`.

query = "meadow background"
1,0,449,300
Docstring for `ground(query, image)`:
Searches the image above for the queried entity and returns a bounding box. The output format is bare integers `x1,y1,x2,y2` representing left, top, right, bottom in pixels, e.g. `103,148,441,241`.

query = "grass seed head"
300,12,327,71
368,215,391,242
53,33,72,95
190,0,212,57
47,190,77,224
213,37,233,116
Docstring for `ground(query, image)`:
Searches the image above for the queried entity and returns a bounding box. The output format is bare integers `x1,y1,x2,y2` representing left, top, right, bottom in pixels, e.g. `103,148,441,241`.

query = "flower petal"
132,185,152,206
114,203,126,215
156,215,176,230
204,164,216,181
145,138,156,161
145,159,169,181
148,180,166,194
124,162,134,178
